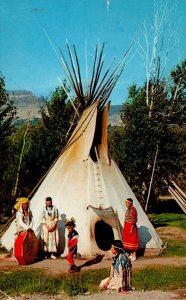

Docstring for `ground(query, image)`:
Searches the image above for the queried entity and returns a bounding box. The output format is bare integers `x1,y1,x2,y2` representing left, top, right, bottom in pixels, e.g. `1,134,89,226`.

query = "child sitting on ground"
100,240,132,293
65,217,79,273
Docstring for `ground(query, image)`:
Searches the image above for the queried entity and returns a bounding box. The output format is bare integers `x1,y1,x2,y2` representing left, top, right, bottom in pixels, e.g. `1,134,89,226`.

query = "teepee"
1,44,162,256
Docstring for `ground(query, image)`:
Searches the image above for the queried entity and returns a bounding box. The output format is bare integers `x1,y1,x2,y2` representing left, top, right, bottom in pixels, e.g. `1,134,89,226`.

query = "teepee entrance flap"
88,205,122,239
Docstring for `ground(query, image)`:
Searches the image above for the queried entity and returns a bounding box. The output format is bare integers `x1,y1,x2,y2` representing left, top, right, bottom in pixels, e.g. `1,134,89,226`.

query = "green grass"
133,266,186,291
148,213,186,229
160,239,186,257
0,270,62,296
147,213,186,257
0,269,108,297
0,266,186,297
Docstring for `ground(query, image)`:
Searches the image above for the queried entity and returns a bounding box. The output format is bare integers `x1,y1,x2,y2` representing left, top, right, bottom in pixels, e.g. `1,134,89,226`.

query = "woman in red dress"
122,198,139,261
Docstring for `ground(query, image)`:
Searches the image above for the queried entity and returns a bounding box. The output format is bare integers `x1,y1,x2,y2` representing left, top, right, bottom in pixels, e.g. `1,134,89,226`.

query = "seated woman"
100,240,132,293
14,197,33,234
13,198,37,265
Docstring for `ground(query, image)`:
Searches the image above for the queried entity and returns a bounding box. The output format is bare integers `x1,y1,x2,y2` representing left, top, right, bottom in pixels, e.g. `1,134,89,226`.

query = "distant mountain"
8,90,46,120
8,90,122,125
109,104,122,126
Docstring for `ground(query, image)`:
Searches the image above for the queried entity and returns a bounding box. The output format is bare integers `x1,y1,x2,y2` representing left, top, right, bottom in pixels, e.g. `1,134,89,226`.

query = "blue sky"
0,0,185,105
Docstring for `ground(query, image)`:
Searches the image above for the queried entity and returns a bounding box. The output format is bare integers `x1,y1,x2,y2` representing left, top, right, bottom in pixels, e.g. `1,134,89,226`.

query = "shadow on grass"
153,199,184,214
151,223,167,228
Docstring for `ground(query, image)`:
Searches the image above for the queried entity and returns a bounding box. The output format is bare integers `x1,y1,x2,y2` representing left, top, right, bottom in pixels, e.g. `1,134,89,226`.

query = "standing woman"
40,196,59,259
122,198,139,261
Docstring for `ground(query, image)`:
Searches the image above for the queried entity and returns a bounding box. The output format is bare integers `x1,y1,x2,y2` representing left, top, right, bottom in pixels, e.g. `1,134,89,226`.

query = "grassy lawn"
0,269,107,297
133,266,186,291
148,213,186,230
161,239,186,257
148,213,186,257
0,266,185,297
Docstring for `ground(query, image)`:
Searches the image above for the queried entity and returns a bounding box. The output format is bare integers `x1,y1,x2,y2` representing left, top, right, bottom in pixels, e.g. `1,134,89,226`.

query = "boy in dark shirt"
65,218,79,273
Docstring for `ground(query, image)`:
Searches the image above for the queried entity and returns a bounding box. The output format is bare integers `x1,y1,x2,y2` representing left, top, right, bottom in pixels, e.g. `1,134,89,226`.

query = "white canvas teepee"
1,100,162,256
1,44,162,256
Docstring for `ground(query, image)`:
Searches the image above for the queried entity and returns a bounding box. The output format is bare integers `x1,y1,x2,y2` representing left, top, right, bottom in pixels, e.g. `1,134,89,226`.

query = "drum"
14,230,38,265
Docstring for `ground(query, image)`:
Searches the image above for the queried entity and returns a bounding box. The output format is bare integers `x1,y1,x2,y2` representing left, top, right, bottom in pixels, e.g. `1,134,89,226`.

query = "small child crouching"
65,218,79,273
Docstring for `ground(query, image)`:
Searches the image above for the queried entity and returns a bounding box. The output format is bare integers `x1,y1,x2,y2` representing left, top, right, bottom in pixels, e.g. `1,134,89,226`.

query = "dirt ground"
156,226,186,240
0,290,186,300
1,254,186,274
0,226,186,299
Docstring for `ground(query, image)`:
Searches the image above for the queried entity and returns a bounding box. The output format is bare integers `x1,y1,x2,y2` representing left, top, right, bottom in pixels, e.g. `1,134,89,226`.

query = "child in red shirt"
65,218,79,273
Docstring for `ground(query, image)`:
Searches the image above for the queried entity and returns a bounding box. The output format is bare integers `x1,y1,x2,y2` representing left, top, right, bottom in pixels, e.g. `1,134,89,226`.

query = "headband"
126,198,133,203
111,244,124,250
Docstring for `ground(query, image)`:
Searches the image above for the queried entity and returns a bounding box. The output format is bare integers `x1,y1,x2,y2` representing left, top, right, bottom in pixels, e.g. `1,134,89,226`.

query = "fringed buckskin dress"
100,253,132,291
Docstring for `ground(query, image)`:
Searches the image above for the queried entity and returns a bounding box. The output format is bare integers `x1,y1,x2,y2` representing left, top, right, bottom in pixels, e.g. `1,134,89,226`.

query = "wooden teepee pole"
12,118,30,198
145,144,159,212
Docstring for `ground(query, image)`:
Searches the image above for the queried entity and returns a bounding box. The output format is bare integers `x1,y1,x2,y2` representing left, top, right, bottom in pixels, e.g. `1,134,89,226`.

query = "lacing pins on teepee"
95,165,104,205
95,148,106,207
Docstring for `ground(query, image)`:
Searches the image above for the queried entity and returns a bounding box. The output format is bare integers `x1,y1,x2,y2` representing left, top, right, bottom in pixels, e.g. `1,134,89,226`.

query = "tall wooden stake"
145,144,159,212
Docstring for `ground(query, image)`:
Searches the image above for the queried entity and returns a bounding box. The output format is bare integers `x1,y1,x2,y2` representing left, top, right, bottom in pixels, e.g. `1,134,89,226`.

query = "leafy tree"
110,60,186,211
0,75,16,168
169,59,186,125
0,74,17,215
40,85,77,163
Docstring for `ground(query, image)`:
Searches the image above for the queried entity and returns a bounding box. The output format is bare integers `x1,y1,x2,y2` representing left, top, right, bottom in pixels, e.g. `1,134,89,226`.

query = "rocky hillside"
8,90,46,120
109,105,122,126
8,90,122,125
